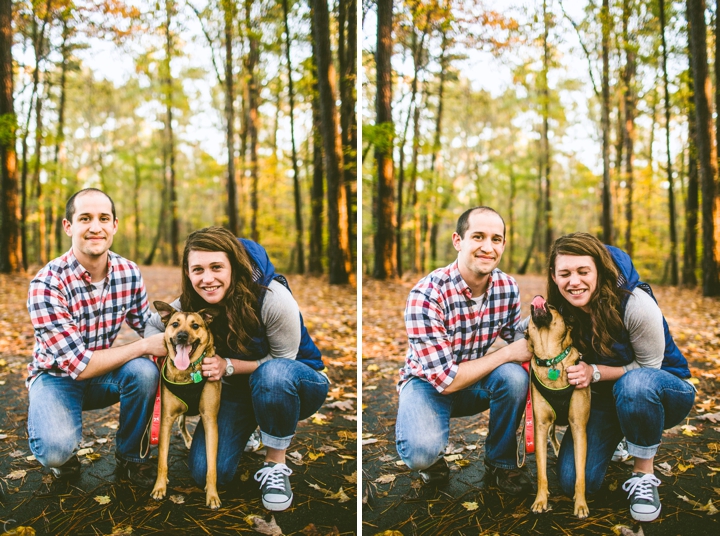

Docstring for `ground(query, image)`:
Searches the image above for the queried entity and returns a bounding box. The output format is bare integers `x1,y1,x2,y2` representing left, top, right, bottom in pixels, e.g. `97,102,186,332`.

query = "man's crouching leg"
27,374,84,479
395,377,453,485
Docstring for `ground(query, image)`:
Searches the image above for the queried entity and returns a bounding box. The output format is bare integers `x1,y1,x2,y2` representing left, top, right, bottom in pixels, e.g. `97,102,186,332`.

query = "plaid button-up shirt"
399,260,521,393
26,248,149,387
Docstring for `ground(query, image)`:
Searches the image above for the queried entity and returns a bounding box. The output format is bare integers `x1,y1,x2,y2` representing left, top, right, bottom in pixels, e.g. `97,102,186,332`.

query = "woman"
546,232,695,523
146,226,329,512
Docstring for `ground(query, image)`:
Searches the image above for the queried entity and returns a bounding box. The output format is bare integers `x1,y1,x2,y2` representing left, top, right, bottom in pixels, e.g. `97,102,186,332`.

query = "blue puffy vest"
222,239,324,374
582,246,690,379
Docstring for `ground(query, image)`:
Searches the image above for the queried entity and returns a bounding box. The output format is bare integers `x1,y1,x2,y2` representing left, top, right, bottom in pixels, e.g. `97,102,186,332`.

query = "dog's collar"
163,349,207,385
534,346,572,368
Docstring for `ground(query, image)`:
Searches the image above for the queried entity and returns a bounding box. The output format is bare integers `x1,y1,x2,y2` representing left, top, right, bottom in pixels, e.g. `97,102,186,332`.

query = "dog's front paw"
206,491,221,510
531,493,550,514
574,500,589,519
151,481,167,501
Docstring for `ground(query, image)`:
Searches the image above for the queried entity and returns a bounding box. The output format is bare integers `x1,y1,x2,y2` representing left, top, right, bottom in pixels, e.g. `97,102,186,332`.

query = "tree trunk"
411,90,423,273
0,0,21,272
687,0,720,295
223,0,238,236
344,0,357,256
134,154,141,260
541,0,553,255
282,0,304,273
33,80,46,265
310,0,352,284
164,0,179,266
660,0,678,285
52,16,70,258
374,0,396,279
601,0,613,243
683,28,698,287
245,0,260,243
144,152,169,265
622,0,636,257
308,32,324,275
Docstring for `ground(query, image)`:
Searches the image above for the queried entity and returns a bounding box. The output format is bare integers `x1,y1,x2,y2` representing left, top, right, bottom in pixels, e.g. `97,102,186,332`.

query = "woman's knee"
614,368,657,402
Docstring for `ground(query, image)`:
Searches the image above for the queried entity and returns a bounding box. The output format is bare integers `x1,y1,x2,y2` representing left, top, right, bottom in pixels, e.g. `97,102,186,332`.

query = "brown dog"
150,301,222,509
526,295,590,519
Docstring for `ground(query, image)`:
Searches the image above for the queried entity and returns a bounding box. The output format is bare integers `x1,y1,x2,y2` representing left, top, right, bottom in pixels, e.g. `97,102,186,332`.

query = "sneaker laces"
254,463,293,492
622,473,661,501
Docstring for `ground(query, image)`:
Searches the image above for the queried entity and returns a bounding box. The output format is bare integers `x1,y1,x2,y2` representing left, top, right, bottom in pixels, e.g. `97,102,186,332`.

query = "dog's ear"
198,307,221,325
154,301,177,326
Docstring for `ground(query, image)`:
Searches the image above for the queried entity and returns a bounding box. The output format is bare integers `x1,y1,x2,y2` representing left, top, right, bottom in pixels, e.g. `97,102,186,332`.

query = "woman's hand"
201,354,227,382
566,361,592,389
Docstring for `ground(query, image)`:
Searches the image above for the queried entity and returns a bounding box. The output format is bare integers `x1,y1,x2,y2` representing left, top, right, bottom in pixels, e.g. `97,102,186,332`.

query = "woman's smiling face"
187,250,233,305
551,254,598,312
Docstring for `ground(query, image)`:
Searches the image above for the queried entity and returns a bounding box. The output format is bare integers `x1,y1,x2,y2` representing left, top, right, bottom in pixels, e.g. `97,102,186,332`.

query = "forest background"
0,0,358,285
363,0,720,296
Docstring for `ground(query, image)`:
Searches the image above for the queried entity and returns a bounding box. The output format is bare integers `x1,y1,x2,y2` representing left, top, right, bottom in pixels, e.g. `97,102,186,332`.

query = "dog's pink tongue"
175,345,191,371
531,295,547,311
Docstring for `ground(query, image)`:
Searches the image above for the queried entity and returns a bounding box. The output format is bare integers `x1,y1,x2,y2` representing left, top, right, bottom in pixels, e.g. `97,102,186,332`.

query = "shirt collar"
64,248,115,284
450,260,497,300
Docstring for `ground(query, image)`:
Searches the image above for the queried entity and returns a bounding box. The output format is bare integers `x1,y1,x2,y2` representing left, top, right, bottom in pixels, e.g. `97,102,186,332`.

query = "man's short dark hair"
65,188,116,222
455,206,506,239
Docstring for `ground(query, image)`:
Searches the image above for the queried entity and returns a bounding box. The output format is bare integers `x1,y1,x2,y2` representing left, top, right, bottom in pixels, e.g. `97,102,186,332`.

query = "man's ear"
198,307,221,325
154,301,176,325
62,218,72,237
452,232,462,252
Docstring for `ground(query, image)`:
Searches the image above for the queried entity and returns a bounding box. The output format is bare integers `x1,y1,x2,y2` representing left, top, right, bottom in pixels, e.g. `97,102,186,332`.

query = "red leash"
522,361,534,454
150,356,163,446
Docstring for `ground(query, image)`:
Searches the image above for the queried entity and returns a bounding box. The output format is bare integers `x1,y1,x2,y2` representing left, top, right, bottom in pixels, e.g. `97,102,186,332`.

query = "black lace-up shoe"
418,458,450,485
50,456,81,480
485,462,533,496
116,457,158,488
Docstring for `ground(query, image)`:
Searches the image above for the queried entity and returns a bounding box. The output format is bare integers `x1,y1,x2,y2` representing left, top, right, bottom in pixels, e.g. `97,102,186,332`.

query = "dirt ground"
0,266,358,536
362,275,720,536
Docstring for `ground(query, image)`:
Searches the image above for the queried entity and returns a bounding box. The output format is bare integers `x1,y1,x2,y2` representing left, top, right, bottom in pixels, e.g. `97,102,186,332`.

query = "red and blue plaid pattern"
399,261,521,393
27,249,149,387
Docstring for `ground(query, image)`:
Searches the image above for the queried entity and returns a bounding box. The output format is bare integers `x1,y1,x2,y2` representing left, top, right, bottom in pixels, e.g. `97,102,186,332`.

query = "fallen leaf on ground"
168,495,185,504
687,456,710,464
94,495,111,505
344,471,357,484
608,479,618,491
373,532,403,536
7,470,27,480
366,364,379,371
307,483,352,503
374,474,396,484
110,526,133,535
677,463,694,473
656,462,673,476
362,438,378,446
307,452,325,461
245,515,282,536
444,454,462,462
96,438,108,444
9,450,25,458
462,501,479,511
697,412,720,423
696,500,719,515
318,445,338,453
612,525,644,536
0,527,36,535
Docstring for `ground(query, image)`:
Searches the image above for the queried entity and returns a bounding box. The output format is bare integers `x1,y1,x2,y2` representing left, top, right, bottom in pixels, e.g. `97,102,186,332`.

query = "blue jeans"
27,357,159,466
557,368,695,495
395,363,528,471
188,358,329,486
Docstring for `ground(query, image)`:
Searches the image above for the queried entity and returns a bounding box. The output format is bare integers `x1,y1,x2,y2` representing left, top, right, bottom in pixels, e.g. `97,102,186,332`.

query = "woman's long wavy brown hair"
547,232,627,359
180,226,262,354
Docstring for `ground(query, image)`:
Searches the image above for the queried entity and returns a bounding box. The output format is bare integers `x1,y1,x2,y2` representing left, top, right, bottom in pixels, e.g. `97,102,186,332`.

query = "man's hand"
143,333,167,357
201,355,227,382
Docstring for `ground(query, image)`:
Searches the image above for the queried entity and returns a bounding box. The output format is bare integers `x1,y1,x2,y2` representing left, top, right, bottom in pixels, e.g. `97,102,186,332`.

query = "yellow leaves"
245,515,283,536
608,479,618,492
307,452,324,461
677,463,695,473
311,413,328,426
110,527,134,535
94,495,111,505
337,431,356,441
344,471,357,484
76,447,94,457
462,501,479,511
366,364,379,372
688,377,700,385
454,460,471,467
676,493,720,515
307,483,352,503
682,424,699,437
373,532,403,536
1,527,36,536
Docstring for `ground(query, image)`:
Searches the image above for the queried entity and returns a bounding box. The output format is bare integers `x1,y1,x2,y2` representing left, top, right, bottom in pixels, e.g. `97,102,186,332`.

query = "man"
395,206,533,495
26,188,167,487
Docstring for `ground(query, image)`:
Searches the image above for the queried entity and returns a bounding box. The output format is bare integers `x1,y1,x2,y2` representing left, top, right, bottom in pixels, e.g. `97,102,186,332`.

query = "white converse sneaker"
254,462,293,511
622,472,662,522
612,439,630,462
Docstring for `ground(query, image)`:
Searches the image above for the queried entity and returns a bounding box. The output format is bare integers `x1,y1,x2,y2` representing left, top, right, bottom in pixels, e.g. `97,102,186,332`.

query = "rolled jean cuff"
626,441,660,459
117,453,149,464
261,431,293,450
485,458,518,471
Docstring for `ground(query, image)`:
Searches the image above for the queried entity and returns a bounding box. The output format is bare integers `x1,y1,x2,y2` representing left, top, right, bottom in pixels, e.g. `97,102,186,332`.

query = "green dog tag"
191,370,203,383
548,368,560,381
